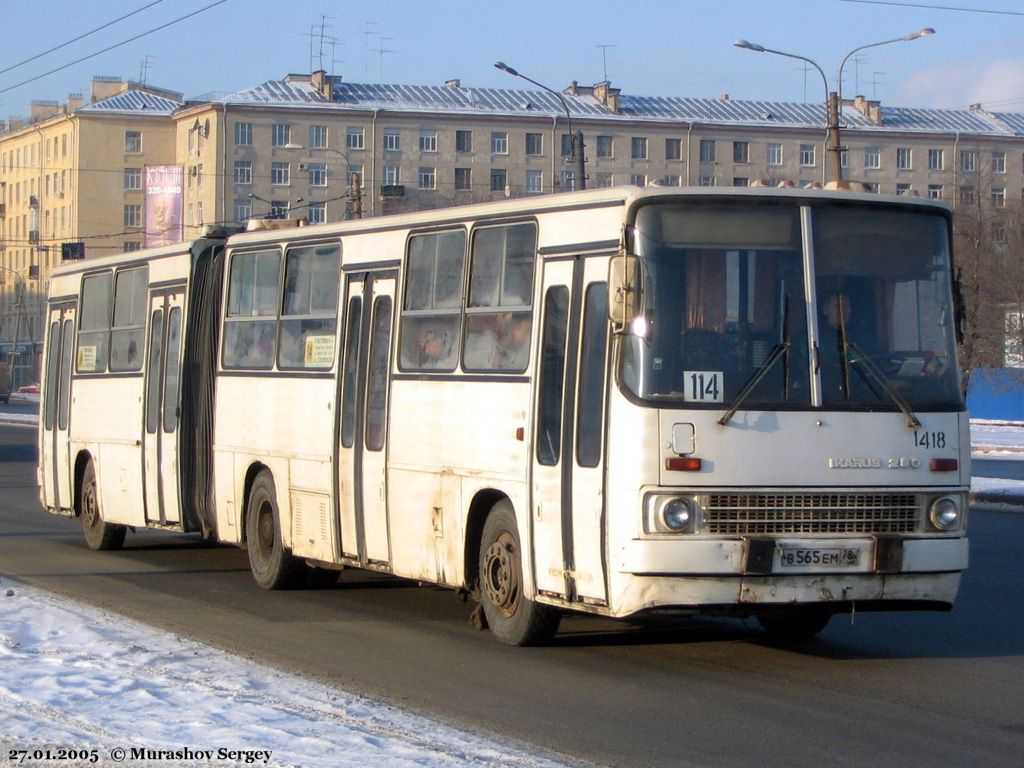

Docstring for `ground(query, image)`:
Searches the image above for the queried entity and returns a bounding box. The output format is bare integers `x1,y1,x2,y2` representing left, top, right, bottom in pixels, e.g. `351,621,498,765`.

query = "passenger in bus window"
418,329,450,368
495,312,531,370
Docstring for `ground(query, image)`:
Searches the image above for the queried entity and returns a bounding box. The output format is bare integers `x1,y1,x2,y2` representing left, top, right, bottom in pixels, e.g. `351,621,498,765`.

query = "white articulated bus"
38,186,969,645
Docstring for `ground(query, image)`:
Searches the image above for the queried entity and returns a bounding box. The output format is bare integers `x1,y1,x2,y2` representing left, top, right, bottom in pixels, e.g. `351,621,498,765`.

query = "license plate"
773,542,868,572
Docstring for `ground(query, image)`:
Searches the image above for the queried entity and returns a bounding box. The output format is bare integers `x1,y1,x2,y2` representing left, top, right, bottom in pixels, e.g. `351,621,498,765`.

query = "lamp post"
735,29,934,187
494,61,586,191
320,148,363,219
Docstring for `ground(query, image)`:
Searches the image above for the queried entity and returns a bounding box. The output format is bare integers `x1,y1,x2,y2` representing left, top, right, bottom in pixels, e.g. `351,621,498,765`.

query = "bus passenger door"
143,289,185,526
41,304,76,514
337,270,396,567
532,258,610,605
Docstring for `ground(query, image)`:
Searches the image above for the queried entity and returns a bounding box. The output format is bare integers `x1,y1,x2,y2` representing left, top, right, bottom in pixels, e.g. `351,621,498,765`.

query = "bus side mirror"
609,255,641,325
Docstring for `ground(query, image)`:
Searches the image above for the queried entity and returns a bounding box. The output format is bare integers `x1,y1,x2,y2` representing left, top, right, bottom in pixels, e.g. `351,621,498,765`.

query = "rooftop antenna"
139,54,156,85
596,44,615,81
374,37,395,83
871,71,886,99
362,21,379,82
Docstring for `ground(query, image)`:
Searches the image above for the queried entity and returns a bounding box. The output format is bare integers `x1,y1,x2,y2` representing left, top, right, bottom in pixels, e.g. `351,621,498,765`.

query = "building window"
420,130,437,152
928,149,944,171
732,141,749,164
699,175,716,186
631,137,648,160
272,124,291,147
699,139,715,162
233,199,252,222
733,177,748,187
197,200,204,226
525,133,543,156
896,147,912,170
767,143,782,166
490,168,507,192
928,184,943,199
895,183,912,196
992,187,1006,207
665,138,682,161
270,201,288,219
307,202,326,224
383,165,400,185
864,147,881,169
663,174,681,186
491,132,508,155
123,204,142,228
234,160,252,185
455,130,472,153
124,131,142,154
418,167,436,189
959,186,976,205
123,242,141,253
561,134,574,158
992,151,1006,173
383,130,400,151
526,169,543,194
309,125,329,149
595,171,613,188
124,168,141,190
799,144,816,166
961,150,978,173
346,127,365,150
235,122,252,146
309,163,327,187
454,167,472,191
271,162,290,186
596,135,613,158
630,174,647,186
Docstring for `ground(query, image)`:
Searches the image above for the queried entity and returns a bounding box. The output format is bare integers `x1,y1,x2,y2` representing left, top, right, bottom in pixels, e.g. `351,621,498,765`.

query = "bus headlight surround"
645,494,700,534
929,496,961,531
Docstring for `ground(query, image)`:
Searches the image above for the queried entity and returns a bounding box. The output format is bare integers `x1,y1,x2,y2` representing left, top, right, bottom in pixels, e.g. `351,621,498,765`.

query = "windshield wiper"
719,297,791,426
845,340,922,428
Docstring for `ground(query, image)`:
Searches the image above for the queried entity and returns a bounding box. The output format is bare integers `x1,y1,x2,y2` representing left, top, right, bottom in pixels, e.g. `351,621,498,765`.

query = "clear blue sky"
3,0,1023,117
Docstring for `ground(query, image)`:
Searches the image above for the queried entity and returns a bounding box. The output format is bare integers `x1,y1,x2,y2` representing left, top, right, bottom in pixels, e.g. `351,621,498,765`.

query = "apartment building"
0,77,180,386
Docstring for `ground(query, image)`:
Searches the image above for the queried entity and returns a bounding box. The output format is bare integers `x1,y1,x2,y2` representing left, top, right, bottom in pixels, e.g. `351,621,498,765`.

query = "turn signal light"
929,458,958,472
665,457,702,472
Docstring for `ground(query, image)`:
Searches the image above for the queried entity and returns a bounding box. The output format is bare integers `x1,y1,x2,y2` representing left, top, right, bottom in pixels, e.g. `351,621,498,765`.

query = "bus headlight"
929,496,961,531
645,494,700,534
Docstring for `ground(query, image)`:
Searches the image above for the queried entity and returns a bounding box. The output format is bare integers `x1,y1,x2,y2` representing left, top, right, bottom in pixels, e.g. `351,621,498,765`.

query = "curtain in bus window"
365,296,392,452
278,244,340,370
110,267,148,372
77,272,112,373
537,286,569,466
811,205,961,409
400,230,465,371
464,222,537,372
223,249,281,370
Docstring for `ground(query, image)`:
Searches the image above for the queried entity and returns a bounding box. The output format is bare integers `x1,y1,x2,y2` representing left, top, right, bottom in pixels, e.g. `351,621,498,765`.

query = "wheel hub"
483,531,520,617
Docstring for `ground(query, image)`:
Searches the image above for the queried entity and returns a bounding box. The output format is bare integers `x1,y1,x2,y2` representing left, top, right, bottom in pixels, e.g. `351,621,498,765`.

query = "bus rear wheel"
80,461,126,551
479,501,560,646
246,470,302,590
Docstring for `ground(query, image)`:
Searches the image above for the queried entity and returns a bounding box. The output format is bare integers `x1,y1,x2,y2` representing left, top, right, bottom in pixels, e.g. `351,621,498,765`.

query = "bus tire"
479,500,560,646
80,461,126,551
245,470,302,590
757,609,832,643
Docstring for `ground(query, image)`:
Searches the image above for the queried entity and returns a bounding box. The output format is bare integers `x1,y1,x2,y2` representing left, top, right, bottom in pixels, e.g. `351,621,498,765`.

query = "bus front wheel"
478,501,560,646
80,461,126,551
245,470,302,590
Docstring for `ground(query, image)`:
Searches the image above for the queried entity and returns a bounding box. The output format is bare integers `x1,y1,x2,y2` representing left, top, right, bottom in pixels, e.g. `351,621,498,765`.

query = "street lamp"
735,29,935,187
494,61,586,190
319,148,363,219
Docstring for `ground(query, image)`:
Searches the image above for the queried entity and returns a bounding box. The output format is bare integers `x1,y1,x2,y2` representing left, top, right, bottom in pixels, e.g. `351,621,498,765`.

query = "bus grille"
702,493,920,535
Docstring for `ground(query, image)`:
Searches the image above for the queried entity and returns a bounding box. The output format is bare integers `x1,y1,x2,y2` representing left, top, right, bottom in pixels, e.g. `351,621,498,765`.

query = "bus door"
142,288,185,526
532,257,610,605
41,303,76,514
336,270,396,567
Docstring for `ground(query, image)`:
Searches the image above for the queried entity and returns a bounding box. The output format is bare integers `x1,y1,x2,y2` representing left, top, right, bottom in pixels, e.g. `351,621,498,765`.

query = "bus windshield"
622,199,963,412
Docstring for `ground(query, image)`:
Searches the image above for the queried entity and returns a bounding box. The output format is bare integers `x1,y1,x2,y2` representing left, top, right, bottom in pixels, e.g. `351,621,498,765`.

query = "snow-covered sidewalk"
0,578,578,768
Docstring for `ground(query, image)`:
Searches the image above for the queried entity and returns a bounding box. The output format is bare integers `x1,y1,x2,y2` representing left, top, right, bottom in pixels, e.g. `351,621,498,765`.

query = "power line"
0,0,167,79
0,0,231,97
834,0,1024,16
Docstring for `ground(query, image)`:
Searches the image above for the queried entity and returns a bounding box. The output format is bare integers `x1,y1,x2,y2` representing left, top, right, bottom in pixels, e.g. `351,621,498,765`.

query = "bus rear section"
598,191,968,640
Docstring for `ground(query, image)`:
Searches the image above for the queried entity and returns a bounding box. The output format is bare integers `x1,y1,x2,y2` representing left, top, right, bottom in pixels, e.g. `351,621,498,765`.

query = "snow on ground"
0,579,577,768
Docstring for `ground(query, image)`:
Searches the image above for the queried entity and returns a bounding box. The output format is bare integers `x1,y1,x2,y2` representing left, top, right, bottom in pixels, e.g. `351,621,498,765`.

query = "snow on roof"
79,89,181,115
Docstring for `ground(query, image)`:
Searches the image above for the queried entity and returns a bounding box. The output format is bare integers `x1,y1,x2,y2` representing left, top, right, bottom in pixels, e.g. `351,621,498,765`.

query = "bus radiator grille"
702,493,920,535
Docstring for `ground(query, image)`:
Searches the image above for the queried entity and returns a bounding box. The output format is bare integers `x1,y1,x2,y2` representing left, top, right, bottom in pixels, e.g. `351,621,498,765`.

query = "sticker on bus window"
683,371,723,403
77,346,97,372
303,335,335,367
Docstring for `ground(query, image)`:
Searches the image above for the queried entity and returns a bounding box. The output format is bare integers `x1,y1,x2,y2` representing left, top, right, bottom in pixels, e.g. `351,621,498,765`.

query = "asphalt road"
1,423,1022,768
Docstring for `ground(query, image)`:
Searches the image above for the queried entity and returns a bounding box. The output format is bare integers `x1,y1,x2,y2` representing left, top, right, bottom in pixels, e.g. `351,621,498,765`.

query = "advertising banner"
145,165,184,247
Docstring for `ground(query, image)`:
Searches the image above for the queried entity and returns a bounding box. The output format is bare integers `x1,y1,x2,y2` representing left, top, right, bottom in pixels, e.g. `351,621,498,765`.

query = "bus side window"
399,230,465,372
77,272,112,373
110,266,148,372
278,243,340,370
223,249,281,370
